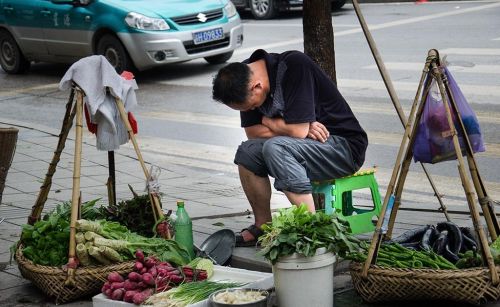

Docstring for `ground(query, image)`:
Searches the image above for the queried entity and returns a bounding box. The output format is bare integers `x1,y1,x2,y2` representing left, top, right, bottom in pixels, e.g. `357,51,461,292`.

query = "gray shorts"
234,136,359,194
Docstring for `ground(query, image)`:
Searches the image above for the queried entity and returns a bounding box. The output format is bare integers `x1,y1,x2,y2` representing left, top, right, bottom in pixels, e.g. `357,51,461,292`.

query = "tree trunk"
303,0,337,84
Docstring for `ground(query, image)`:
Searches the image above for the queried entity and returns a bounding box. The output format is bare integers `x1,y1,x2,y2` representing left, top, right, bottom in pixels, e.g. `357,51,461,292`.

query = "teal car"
0,0,243,74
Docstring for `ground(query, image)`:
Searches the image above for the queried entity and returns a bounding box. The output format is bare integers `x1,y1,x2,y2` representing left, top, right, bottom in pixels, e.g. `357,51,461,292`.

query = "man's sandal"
235,224,264,247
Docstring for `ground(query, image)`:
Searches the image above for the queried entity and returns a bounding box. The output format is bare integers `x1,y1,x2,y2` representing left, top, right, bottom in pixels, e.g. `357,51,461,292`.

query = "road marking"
243,22,358,28
133,136,500,205
440,48,500,56
339,79,500,101
139,110,500,159
158,77,500,101
493,37,500,41
234,2,500,56
363,62,500,74
0,83,60,97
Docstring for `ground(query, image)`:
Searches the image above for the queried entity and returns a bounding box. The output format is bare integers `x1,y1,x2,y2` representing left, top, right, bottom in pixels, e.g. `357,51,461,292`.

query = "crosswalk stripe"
132,136,500,207
158,77,500,101
234,2,500,57
440,48,500,56
138,110,500,159
363,62,500,74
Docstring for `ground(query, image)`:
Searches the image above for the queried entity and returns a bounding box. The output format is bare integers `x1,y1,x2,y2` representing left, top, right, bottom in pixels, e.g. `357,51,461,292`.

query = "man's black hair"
212,62,251,105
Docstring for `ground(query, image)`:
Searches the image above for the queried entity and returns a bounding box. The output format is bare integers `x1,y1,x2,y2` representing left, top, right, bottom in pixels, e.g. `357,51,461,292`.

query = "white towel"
59,55,138,151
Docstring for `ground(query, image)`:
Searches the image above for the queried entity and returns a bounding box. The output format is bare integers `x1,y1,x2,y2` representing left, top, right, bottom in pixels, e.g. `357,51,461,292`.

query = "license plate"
193,28,224,45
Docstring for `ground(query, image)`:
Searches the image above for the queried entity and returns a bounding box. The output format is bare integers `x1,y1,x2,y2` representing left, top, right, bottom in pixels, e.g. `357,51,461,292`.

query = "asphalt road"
1,0,499,211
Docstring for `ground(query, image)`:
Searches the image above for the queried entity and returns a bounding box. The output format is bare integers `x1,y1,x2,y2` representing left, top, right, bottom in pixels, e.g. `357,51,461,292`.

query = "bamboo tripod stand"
351,0,451,221
361,49,500,284
28,84,167,285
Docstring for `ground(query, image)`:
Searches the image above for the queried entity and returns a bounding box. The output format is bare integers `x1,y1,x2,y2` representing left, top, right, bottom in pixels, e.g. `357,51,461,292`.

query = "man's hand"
307,121,330,143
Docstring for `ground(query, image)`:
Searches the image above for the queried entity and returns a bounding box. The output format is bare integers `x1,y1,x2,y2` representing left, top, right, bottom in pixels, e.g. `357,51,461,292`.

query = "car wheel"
250,0,276,20
204,51,234,65
0,30,30,74
97,34,134,73
331,0,346,10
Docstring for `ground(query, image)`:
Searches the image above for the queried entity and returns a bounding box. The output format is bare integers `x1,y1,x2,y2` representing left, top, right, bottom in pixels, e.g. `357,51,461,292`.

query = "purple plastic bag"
413,67,485,164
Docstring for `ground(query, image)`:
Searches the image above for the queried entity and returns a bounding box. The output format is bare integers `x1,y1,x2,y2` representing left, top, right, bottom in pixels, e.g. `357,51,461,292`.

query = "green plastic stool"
311,168,382,234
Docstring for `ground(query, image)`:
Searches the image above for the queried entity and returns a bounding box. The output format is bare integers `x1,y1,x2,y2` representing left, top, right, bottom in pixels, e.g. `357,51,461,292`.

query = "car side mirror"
51,0,92,6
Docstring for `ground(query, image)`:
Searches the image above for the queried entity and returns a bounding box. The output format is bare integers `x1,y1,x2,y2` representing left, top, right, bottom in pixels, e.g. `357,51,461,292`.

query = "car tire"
331,0,346,10
0,30,30,74
97,34,134,73
250,0,277,20
204,51,234,65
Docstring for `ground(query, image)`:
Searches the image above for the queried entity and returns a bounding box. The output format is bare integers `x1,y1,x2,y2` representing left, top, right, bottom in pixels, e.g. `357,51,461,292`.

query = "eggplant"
433,230,449,255
459,227,478,252
390,225,431,244
443,244,460,263
420,226,436,251
436,222,463,255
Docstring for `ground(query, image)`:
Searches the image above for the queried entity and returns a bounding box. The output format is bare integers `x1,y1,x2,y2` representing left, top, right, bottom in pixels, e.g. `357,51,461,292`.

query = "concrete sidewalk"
0,119,498,307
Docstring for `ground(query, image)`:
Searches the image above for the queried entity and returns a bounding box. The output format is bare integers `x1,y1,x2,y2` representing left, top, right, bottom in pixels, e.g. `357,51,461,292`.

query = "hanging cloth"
59,55,138,150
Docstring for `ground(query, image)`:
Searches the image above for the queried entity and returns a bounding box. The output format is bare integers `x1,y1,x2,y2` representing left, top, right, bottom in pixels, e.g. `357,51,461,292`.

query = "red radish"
157,268,168,277
111,288,125,301
128,272,142,282
104,288,113,298
144,257,157,268
140,267,148,274
110,282,125,290
134,261,144,271
142,273,155,286
148,267,158,277
123,280,139,291
169,275,183,283
133,288,154,305
123,290,137,303
107,272,124,283
135,250,145,263
101,281,111,294
137,281,147,289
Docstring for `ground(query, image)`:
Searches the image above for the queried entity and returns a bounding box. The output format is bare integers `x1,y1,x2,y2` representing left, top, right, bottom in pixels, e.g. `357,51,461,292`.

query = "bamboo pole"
431,59,499,285
361,56,434,277
114,98,165,224
29,89,76,224
443,76,500,240
351,0,449,219
65,89,84,286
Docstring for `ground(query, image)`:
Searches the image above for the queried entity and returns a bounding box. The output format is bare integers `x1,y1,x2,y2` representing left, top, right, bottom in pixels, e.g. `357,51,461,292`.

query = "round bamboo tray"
15,244,134,304
350,261,500,305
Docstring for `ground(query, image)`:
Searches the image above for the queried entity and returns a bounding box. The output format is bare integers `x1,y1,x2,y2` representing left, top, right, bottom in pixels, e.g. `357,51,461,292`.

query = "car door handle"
40,9,52,15
3,6,14,12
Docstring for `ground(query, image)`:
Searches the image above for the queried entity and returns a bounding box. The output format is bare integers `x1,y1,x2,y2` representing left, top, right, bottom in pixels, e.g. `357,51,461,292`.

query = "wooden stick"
432,59,499,285
443,76,499,240
29,89,76,224
351,0,449,219
114,98,164,220
361,55,434,278
66,89,84,286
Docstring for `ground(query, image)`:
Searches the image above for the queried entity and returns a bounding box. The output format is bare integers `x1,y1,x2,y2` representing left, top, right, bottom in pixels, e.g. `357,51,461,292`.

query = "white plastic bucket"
272,248,336,307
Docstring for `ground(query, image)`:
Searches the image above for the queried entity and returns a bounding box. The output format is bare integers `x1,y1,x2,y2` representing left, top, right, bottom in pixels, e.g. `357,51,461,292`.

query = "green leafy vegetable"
258,205,362,264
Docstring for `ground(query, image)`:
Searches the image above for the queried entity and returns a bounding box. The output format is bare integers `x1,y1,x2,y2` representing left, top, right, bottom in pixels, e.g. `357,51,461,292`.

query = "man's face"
228,82,266,112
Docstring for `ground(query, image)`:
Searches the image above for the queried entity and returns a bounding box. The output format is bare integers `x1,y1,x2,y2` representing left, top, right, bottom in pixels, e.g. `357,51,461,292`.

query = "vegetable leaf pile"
258,205,362,264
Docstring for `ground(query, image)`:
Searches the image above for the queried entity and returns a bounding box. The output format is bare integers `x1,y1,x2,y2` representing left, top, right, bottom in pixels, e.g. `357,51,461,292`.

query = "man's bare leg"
284,191,316,212
238,165,272,242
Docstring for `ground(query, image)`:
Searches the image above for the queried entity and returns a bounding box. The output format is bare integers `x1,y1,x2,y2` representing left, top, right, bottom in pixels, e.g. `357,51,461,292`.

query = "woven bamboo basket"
350,261,500,305
15,244,134,304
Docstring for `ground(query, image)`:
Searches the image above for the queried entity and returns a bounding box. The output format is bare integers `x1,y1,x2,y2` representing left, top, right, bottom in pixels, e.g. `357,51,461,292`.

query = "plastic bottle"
174,201,195,259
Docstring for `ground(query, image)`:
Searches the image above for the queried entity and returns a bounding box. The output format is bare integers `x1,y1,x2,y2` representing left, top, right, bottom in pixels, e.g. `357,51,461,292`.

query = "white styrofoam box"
93,265,273,307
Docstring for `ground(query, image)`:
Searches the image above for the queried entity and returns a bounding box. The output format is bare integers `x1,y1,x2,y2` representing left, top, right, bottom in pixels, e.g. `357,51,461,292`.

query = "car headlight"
224,1,237,18
125,12,170,31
